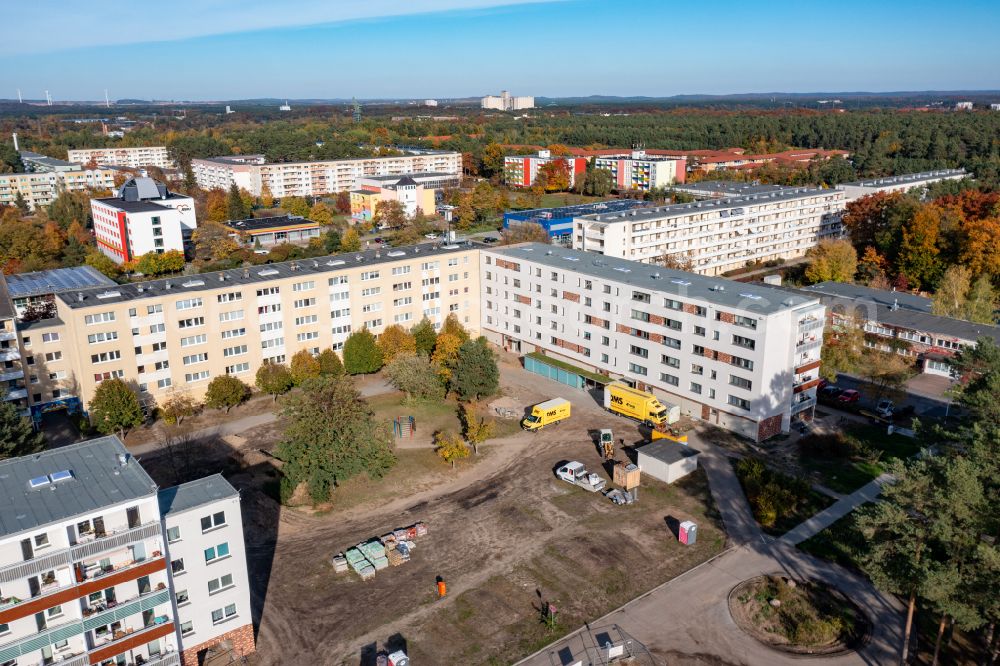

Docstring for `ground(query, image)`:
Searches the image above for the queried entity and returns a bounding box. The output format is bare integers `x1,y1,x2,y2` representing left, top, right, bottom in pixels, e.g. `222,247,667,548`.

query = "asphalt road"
823,374,961,421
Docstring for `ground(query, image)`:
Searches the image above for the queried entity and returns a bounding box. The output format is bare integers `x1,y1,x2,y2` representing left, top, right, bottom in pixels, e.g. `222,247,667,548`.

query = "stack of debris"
333,522,429,580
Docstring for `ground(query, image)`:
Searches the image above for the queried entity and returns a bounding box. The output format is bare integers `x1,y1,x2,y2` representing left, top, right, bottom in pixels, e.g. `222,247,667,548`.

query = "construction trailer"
636,441,701,484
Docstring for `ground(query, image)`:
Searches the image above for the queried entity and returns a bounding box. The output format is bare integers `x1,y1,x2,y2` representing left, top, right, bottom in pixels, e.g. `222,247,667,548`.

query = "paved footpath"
518,436,904,666
779,474,891,546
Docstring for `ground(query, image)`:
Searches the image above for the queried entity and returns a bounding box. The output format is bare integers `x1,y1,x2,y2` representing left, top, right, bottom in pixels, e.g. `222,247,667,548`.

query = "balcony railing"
71,522,161,562
0,549,73,585
795,338,821,353
83,588,171,632
798,317,824,333
791,396,816,413
140,651,181,666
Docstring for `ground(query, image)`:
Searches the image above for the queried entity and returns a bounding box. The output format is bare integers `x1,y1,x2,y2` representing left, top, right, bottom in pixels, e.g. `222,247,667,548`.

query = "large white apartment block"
0,437,254,666
592,151,687,192
573,186,846,276
835,169,969,202
191,150,462,198
0,169,115,212
67,147,176,171
90,178,197,264
480,244,825,441
480,91,534,111
39,243,480,410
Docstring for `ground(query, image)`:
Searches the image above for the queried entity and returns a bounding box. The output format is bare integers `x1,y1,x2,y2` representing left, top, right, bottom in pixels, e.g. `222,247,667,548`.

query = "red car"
837,389,861,404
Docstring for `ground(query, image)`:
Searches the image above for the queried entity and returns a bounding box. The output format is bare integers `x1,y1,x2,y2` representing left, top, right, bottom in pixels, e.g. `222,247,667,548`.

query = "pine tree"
0,393,44,459
227,184,248,221
450,339,500,401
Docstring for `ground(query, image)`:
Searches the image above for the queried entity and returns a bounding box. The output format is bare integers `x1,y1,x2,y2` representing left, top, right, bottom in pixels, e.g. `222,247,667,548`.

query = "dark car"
372,237,385,244
482,236,499,244
837,389,861,404
819,385,842,400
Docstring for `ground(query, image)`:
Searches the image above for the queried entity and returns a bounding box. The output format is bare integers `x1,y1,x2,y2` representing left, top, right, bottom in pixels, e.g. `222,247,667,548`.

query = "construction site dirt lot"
139,363,726,665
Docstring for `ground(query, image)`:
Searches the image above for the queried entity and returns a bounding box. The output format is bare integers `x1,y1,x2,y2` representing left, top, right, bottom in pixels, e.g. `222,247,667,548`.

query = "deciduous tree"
374,200,407,229
385,352,444,402
431,332,463,382
411,317,437,356
159,392,199,425
282,196,310,218
964,275,996,324
459,403,495,454
898,205,943,289
290,349,321,385
450,338,500,401
0,391,44,459
376,324,416,363
317,348,344,376
434,430,469,469
255,361,293,402
343,328,383,375
340,227,361,252
501,222,550,245
804,239,857,284
277,375,395,504
204,375,250,413
932,266,972,319
90,378,144,439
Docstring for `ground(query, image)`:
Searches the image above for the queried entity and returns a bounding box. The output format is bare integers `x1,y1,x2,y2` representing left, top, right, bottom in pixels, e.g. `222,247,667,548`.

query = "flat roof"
222,215,320,233
5,266,117,299
505,199,649,220
358,171,459,183
801,282,931,314
576,186,839,224
838,169,968,189
489,244,820,316
58,241,478,309
158,474,239,516
19,151,80,169
672,181,789,197
198,149,459,168
0,436,158,539
638,441,701,465
94,192,188,214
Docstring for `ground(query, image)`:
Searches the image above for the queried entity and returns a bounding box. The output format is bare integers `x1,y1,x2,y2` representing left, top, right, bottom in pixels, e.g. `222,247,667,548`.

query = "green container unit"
524,354,585,389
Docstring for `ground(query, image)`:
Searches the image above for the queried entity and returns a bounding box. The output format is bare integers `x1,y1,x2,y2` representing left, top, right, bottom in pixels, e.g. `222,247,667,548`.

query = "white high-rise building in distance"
481,90,534,111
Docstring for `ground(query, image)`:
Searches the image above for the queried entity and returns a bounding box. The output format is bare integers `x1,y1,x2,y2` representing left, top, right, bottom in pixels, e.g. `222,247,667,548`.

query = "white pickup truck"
556,461,607,492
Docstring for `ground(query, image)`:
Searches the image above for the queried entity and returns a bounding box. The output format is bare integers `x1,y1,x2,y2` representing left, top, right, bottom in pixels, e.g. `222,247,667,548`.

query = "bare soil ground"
138,359,726,665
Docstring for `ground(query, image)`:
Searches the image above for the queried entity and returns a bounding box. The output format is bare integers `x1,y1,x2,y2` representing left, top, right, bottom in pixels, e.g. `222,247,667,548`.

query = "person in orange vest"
436,576,447,598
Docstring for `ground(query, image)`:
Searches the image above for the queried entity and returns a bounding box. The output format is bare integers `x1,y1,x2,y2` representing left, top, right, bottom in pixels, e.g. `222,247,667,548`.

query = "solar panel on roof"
28,475,50,489
49,470,73,483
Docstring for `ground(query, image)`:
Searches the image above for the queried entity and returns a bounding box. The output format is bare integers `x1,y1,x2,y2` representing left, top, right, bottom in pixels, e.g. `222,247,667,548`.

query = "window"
421,277,439,286
661,355,680,368
694,326,706,337
208,573,234,594
84,312,115,325
731,356,754,371
34,533,49,548
261,338,284,349
330,308,350,319
211,604,237,623
94,370,124,382
217,291,243,303
360,271,380,281
730,375,753,390
223,345,247,357
176,589,189,605
219,310,244,322
175,298,203,310
690,382,702,394
365,318,383,328
256,286,280,297
728,395,750,410
226,363,250,375
631,291,650,303
260,321,283,333
185,371,210,382
183,353,208,365
167,526,181,542
295,315,318,326
46,605,62,618
204,542,230,563
90,350,120,364
420,261,438,271
628,363,647,376
732,334,756,350
146,304,163,315
660,373,679,386
258,304,281,315
361,303,381,313
293,298,316,308
45,351,63,362
662,337,681,350
149,323,166,334
630,309,650,323
157,378,172,389
292,280,315,292
393,297,412,307
221,328,246,339
734,315,757,330
171,558,185,574
328,276,348,286
180,334,207,347
393,281,412,292
178,317,205,329
391,265,411,276
180,620,194,636
629,345,648,358
664,318,682,331
201,512,226,531
42,332,59,343
394,312,413,323
296,332,319,342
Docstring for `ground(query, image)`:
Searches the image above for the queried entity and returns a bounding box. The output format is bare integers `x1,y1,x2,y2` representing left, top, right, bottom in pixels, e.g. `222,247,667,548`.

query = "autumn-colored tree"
205,189,229,223
290,349,322,385
459,403,495,454
431,332,463,381
442,313,470,343
255,361,294,401
804,239,857,284
259,183,274,209
192,221,240,262
204,375,250,413
376,324,417,363
132,250,185,276
370,127,391,147
317,348,345,376
898,205,943,289
160,392,199,425
863,350,917,405
334,191,351,215
340,227,361,252
964,276,997,324
85,250,122,279
282,196,310,218
434,430,470,469
842,191,905,255
481,142,508,179
546,144,573,156
957,214,1000,278
819,315,865,382
501,222,551,245
536,160,571,192
374,200,407,229
857,246,888,284
308,202,334,226
932,266,972,319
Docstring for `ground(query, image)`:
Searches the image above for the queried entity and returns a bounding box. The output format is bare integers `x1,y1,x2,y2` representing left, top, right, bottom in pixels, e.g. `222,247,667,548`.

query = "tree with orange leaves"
898,205,943,289
536,160,571,192
842,191,905,254
957,214,1000,278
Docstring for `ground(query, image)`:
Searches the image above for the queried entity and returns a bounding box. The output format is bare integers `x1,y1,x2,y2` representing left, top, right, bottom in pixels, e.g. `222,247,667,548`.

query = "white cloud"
5,0,555,55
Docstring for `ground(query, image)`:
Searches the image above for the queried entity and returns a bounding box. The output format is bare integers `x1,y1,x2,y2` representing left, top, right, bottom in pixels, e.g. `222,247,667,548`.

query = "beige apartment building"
67,146,176,170
0,168,116,211
31,244,480,408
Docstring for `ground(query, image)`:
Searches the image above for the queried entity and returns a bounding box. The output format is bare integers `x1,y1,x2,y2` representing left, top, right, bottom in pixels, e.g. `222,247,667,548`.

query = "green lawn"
368,392,461,436
797,507,869,571
798,425,924,494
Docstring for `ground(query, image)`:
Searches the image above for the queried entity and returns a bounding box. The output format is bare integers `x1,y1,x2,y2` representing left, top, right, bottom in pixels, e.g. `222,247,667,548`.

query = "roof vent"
49,470,73,483
118,453,130,466
243,268,250,279
327,260,346,266
182,280,205,288
258,269,279,277
546,250,554,256
137,284,144,293
312,260,319,268
356,255,364,262
711,284,725,291
387,250,405,257
670,278,691,286
77,292,84,302
650,272,660,279
164,282,171,290
219,274,226,282
290,262,299,272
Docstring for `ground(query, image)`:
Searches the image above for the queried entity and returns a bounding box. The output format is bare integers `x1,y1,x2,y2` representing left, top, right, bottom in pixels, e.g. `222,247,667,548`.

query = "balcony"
71,521,162,562
795,337,821,353
83,588,171,634
0,348,20,362
0,330,17,342
797,316,824,333
791,396,816,413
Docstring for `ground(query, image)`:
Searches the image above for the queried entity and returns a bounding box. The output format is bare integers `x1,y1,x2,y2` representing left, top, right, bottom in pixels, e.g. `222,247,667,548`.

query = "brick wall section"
718,311,735,324
495,259,520,271
181,623,256,666
515,294,531,305
648,314,665,325
756,414,783,442
716,351,733,364
682,303,699,315
701,404,711,420
588,316,608,328
553,338,584,354
649,332,664,344
616,324,630,334
562,291,580,303
701,347,715,360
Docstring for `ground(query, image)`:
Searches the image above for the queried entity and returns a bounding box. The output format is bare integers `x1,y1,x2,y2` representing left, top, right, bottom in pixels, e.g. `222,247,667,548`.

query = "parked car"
837,389,861,404
425,232,439,239
819,385,842,401
875,399,895,418
372,237,385,244
482,236,499,244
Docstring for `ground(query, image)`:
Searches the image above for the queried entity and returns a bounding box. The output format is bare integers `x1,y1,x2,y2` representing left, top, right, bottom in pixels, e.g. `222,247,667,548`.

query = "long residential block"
573,186,845,275
480,244,824,440
67,147,176,170
0,437,254,666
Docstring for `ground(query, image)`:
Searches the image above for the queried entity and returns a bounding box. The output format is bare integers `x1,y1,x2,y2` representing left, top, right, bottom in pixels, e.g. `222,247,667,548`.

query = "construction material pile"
332,522,428,581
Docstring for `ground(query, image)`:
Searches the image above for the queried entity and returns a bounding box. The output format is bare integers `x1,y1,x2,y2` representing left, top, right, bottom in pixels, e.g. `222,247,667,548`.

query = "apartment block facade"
67,148,176,171
0,437,253,666
592,151,686,191
90,179,196,264
191,151,462,198
0,169,115,212
480,91,534,111
33,244,479,410
479,244,824,441
835,169,969,202
573,187,845,276
503,151,588,189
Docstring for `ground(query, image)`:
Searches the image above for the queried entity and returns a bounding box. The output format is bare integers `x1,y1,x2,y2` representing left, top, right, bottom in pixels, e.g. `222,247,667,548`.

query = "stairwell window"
204,542,230,563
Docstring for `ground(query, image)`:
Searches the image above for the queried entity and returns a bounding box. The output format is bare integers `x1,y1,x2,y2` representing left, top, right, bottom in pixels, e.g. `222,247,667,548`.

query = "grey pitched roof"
0,437,158,539
490,244,821,316
802,281,932,313
5,266,116,299
158,474,238,516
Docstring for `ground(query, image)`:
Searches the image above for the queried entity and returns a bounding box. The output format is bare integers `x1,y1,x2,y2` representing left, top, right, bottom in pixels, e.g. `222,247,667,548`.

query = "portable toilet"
678,520,697,545
387,651,409,666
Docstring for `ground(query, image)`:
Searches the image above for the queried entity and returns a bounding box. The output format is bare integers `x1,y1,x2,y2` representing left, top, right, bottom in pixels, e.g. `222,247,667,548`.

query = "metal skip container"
678,520,697,545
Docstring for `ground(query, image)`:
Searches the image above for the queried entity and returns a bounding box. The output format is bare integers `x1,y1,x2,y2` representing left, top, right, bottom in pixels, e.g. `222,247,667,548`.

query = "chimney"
290,262,298,272
164,281,171,290
77,292,84,302
243,268,250,279
892,298,899,311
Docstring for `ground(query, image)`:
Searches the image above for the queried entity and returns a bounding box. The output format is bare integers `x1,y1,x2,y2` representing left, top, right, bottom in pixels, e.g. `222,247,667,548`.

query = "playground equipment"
393,416,416,438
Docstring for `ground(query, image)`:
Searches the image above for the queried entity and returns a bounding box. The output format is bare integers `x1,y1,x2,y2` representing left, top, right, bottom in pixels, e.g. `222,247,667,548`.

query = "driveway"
518,433,904,666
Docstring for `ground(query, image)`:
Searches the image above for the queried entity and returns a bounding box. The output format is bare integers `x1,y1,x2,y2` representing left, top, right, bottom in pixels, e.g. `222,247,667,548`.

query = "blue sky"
4,0,999,101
